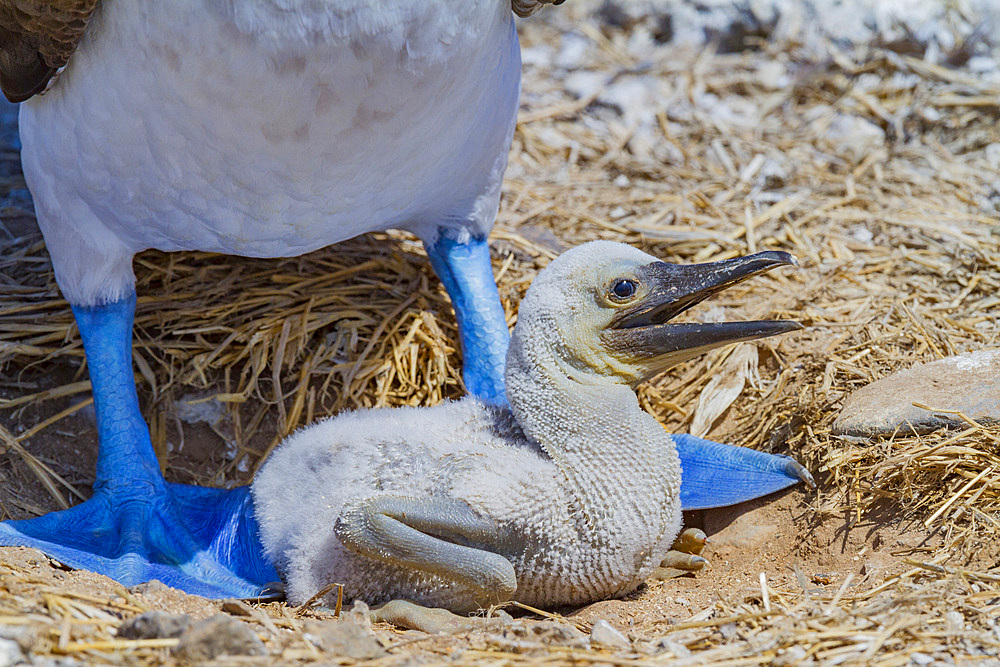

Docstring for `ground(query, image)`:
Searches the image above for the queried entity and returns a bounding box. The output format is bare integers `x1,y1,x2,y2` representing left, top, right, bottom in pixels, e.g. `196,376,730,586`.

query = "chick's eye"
611,279,637,299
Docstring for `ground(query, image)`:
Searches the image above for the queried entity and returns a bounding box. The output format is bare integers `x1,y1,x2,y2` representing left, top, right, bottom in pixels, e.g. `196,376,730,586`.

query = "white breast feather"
19,0,519,305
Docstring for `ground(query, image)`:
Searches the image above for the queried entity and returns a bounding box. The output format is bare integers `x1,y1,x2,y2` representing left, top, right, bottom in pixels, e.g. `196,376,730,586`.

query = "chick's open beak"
604,251,802,377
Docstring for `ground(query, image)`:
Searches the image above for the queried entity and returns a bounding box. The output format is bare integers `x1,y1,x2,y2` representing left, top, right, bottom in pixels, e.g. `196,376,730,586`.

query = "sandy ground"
0,486,946,662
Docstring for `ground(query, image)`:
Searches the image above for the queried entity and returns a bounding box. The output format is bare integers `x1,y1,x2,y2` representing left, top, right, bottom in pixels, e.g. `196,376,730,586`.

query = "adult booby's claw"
673,433,814,511
0,295,277,598
424,233,510,405
783,458,816,486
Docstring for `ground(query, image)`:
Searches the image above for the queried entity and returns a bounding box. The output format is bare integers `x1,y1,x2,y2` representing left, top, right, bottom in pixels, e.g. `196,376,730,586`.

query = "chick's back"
251,397,558,605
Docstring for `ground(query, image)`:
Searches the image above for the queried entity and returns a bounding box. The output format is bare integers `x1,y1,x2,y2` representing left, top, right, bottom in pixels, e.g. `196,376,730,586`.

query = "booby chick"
0,0,561,598
253,241,808,612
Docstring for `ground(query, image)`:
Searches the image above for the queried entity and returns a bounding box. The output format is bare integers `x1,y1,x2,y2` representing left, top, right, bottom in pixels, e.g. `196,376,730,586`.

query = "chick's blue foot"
424,232,510,405
674,433,815,510
0,295,277,598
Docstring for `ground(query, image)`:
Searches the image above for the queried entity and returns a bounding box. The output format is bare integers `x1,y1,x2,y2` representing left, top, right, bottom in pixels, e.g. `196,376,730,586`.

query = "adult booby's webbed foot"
651,528,708,581
424,232,509,405
336,496,516,612
371,599,513,634
673,433,815,511
0,295,277,598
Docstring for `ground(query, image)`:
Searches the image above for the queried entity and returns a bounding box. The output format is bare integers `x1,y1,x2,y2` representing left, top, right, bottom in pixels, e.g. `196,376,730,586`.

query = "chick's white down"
253,242,683,611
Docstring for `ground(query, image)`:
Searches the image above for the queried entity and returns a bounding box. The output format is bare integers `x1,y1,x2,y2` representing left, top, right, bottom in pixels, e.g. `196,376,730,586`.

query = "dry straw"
1,12,999,665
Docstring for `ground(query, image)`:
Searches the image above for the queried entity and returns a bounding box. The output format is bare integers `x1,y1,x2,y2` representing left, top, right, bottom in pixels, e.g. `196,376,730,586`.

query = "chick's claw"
650,528,709,581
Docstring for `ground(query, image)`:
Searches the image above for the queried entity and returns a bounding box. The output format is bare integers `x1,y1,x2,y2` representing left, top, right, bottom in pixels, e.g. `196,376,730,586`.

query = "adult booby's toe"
834,349,1000,437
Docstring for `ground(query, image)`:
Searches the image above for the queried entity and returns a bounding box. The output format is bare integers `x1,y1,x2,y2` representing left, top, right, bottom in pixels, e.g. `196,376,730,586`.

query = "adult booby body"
253,242,810,611
0,2,808,599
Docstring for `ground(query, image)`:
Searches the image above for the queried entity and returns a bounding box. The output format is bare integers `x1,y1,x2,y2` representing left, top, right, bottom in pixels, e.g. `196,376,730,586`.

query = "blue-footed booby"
0,1,809,599
0,0,555,597
252,241,811,612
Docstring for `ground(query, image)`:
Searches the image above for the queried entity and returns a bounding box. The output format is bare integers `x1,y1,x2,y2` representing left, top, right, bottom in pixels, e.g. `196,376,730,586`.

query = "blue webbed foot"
674,432,815,510
0,485,276,598
0,294,277,598
424,232,510,405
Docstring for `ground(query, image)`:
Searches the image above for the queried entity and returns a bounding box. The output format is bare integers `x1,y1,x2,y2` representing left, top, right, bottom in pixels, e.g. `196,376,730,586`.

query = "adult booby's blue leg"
673,433,815,511
0,294,277,598
424,233,510,405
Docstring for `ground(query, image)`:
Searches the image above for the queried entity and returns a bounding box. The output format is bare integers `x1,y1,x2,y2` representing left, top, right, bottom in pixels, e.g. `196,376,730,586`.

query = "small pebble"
850,225,874,244
655,639,691,659
757,159,787,190
118,611,191,640
0,624,35,650
589,619,630,650
824,114,885,161
772,645,807,666
910,652,934,666
507,620,587,648
303,619,386,660
174,614,266,661
128,579,170,594
985,143,1000,171
305,600,386,658
221,599,255,617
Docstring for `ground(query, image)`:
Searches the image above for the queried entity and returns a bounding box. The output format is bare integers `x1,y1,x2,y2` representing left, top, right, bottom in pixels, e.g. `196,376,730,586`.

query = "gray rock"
174,614,266,661
303,619,386,660
589,619,630,650
304,599,385,658
127,579,170,594
834,349,1000,436
118,611,192,640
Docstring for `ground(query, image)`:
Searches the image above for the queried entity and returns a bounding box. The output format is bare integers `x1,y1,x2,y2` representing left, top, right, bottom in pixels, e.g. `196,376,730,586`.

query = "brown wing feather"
0,0,98,103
